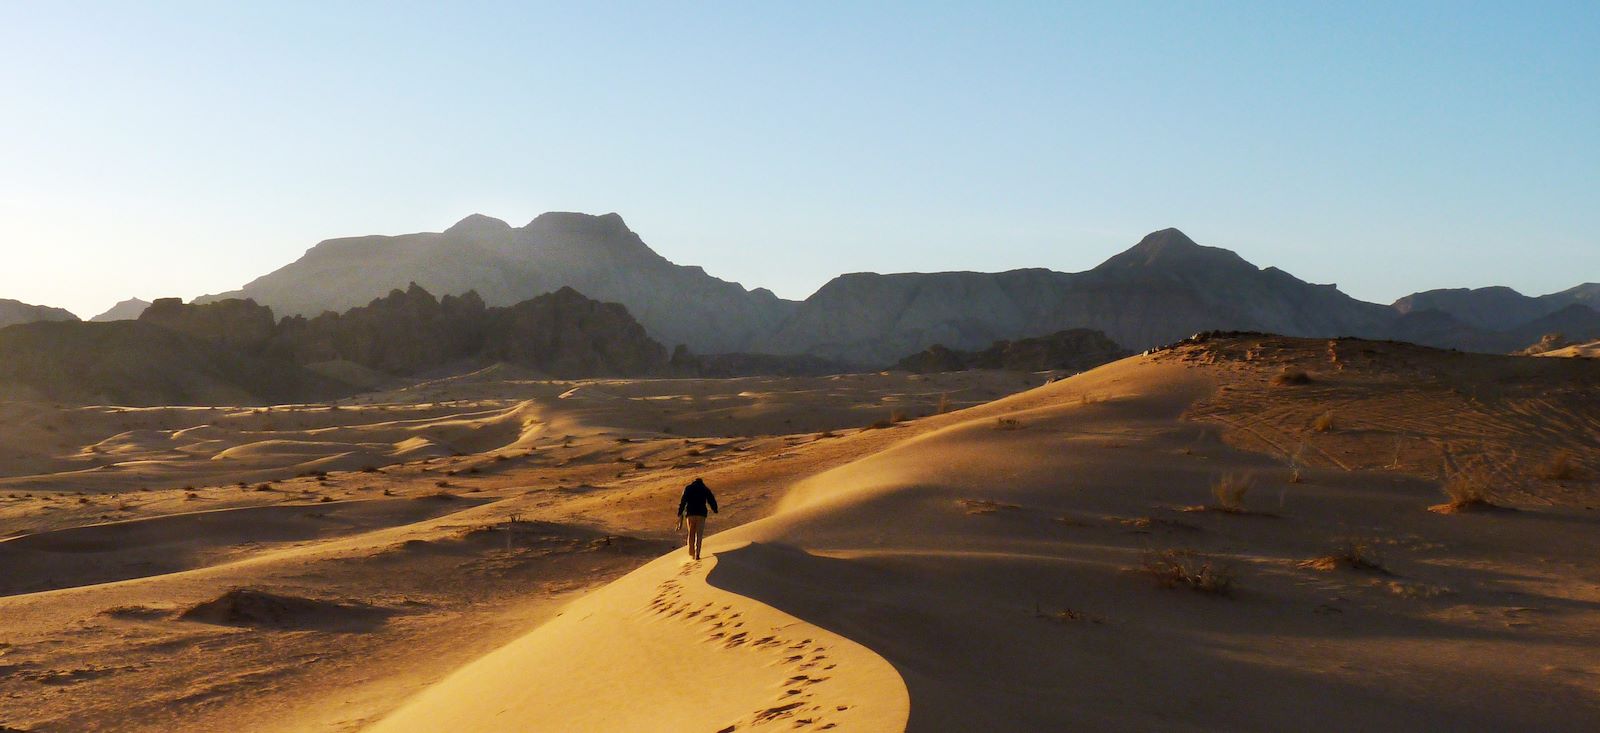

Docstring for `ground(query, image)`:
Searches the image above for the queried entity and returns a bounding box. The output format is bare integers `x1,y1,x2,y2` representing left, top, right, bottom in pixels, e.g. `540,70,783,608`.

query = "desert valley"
5,5,1597,730
0,215,1597,732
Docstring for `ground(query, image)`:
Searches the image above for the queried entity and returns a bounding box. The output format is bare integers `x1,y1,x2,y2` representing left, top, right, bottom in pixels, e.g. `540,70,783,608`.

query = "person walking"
677,477,718,560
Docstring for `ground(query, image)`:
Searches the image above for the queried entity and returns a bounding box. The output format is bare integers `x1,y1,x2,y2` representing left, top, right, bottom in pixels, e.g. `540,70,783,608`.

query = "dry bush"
1273,366,1312,386
937,393,951,414
1535,452,1579,481
994,417,1023,431
1430,474,1500,514
1210,472,1255,512
1299,539,1387,573
1311,410,1335,433
889,409,907,423
865,418,895,430
1139,549,1234,595
958,498,1021,515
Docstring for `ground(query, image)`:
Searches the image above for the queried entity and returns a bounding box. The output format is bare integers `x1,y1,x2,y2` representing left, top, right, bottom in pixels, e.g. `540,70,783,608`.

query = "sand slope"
372,345,1600,732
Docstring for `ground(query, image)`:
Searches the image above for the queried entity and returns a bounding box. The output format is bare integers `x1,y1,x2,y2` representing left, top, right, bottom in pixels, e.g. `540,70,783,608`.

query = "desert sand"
5,338,1600,732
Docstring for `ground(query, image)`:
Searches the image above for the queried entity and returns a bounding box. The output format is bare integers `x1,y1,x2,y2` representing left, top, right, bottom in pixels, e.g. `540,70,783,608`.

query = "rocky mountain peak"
1095,228,1249,271
445,213,513,236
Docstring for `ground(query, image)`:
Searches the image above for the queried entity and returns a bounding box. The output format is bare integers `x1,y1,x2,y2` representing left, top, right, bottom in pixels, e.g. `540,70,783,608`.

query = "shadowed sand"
369,344,1600,731
6,341,1600,731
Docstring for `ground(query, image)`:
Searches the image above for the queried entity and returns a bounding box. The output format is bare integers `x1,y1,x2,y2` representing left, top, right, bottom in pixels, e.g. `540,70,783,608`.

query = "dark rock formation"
895,329,1129,373
0,321,347,406
480,287,667,378
145,284,672,380
140,297,278,354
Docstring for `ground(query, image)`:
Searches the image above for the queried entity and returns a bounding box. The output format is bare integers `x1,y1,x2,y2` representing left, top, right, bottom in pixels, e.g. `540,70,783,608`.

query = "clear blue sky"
2,1,1595,318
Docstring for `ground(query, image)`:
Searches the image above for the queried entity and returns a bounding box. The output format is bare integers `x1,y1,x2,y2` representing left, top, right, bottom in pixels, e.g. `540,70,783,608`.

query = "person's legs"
687,515,705,560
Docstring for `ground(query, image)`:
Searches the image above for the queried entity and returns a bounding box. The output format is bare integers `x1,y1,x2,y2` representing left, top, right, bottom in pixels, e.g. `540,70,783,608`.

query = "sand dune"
373,340,1600,732
5,341,1598,731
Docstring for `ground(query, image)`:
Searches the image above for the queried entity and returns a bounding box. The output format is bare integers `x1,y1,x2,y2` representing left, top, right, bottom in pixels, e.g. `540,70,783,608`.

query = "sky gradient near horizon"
2,2,1596,319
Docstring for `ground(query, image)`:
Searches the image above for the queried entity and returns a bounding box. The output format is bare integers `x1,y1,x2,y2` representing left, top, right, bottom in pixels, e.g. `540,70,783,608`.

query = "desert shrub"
1311,410,1335,433
866,418,895,430
435,480,452,488
995,417,1023,431
184,492,199,501
361,465,379,473
937,393,951,414
1435,474,1496,512
889,409,907,423
254,483,274,492
1299,539,1387,573
1139,549,1234,595
1273,367,1312,385
1210,472,1255,512
1535,452,1579,481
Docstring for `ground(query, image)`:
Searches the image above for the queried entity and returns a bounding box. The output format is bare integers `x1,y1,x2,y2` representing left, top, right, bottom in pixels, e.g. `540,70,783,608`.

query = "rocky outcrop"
0,320,347,406
140,297,278,354
271,285,489,374
894,329,1129,373
480,287,667,378
146,284,672,379
89,298,152,322
199,212,794,354
0,299,78,329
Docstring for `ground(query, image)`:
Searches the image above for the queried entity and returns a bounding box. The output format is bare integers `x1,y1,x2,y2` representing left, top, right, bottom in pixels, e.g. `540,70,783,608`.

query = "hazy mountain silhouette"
90,298,152,322
198,212,791,354
1393,284,1600,332
0,299,79,329
192,214,1594,365
760,229,1394,364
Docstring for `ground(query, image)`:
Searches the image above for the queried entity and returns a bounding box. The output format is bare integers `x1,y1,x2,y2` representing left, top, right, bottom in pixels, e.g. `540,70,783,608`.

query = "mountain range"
6,213,1597,368
194,215,1600,364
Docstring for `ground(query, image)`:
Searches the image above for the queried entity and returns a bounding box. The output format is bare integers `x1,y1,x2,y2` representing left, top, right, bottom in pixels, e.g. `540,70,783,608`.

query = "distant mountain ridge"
199,212,791,355
184,214,1597,364
0,299,78,329
90,298,152,322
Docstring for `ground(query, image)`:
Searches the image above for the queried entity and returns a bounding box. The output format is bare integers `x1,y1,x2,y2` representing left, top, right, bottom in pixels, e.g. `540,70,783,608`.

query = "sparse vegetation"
1431,474,1500,513
1299,539,1388,573
1535,452,1579,481
1273,366,1312,385
1311,410,1335,433
1209,472,1255,512
994,417,1023,431
865,418,895,430
1138,549,1234,595
959,498,1021,515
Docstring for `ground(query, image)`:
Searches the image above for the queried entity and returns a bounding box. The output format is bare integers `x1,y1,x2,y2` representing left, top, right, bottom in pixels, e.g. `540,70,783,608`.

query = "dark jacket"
677,479,718,517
